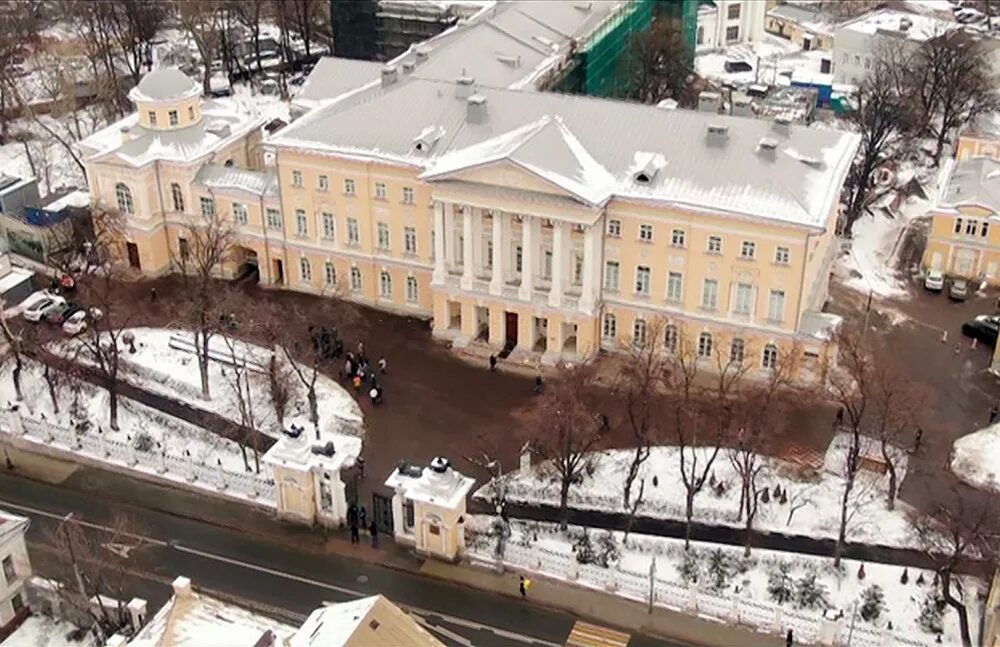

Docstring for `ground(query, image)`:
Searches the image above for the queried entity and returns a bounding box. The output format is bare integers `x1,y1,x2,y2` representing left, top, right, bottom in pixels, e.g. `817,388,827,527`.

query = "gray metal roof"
293,58,384,109
942,157,1000,212
272,77,860,228
131,67,199,101
195,165,279,197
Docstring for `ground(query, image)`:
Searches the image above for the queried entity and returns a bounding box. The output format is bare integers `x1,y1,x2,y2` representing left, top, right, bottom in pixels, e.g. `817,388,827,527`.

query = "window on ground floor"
380,270,392,297
698,332,713,358
350,266,362,292
762,343,778,369
324,262,336,286
664,324,677,353
299,258,311,282
633,317,647,346
602,313,616,339
730,338,745,364
406,276,418,303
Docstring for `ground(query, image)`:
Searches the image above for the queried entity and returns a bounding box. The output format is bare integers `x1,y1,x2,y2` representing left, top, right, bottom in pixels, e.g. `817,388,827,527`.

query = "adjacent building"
956,113,1000,162
0,510,30,637
832,8,952,84
765,3,838,51
695,0,773,51
374,0,491,61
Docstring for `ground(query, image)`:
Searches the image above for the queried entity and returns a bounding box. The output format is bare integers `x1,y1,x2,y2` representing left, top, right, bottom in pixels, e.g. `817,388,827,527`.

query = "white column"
432,200,446,285
443,202,455,272
519,216,537,301
579,223,602,313
548,221,567,308
490,211,506,296
471,208,484,273
461,207,475,290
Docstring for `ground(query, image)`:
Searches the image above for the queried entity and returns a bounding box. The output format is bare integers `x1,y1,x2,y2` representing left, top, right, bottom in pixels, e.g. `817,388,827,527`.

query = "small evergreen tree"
574,529,596,564
678,549,702,585
859,584,885,622
767,563,794,604
900,567,909,584
596,530,619,568
795,568,830,610
707,549,734,592
918,590,945,634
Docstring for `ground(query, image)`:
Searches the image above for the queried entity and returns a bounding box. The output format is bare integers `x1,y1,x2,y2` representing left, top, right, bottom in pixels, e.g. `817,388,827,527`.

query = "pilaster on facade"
489,210,506,296
460,206,475,290
432,200,447,286
519,216,538,301
548,220,567,308
579,223,602,315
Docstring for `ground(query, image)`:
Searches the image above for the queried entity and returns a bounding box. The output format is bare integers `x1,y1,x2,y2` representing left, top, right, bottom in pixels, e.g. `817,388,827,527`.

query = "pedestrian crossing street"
565,620,631,647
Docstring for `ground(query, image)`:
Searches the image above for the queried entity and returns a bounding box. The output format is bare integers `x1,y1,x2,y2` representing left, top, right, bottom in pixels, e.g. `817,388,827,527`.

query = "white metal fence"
474,542,930,647
1,409,275,506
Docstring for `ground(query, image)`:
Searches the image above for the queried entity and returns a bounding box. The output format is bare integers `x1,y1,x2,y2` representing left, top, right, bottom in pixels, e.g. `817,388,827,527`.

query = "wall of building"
956,134,1000,161
0,522,30,628
923,205,1000,283
135,96,202,131
764,17,833,51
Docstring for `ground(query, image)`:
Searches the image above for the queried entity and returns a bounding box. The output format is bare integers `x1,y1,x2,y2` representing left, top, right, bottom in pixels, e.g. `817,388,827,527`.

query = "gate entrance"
372,492,394,535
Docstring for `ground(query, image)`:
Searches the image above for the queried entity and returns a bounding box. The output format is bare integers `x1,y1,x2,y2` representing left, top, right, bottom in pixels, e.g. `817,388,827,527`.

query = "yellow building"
955,113,1000,162
922,157,1000,283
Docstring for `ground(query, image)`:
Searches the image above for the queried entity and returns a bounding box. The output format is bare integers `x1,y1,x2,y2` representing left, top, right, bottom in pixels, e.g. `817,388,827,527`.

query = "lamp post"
487,460,504,515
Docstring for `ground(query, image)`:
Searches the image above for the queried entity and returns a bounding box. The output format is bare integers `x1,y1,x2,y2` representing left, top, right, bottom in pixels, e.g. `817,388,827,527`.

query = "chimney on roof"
172,576,193,599
772,114,792,134
120,126,131,144
381,65,399,87
456,76,475,99
705,124,729,147
467,94,488,124
731,94,752,118
900,17,912,32
401,60,415,74
757,137,779,160
698,91,721,114
415,47,429,62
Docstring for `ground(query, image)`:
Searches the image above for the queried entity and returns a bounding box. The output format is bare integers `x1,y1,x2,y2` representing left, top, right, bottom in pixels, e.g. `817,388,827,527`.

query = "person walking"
369,521,378,547
349,521,360,544
378,356,387,374
786,628,794,647
534,375,543,395
356,456,365,479
150,287,157,303
914,427,923,453
991,403,999,425
359,506,368,533
489,354,497,372
519,575,530,598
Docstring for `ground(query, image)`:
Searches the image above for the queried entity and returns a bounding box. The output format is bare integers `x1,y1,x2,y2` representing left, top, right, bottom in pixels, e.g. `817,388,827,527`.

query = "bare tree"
0,3,40,141
288,0,325,58
235,0,269,75
176,0,224,96
106,0,166,84
520,364,604,530
868,365,927,510
0,300,25,401
63,0,131,117
267,351,294,427
618,19,693,106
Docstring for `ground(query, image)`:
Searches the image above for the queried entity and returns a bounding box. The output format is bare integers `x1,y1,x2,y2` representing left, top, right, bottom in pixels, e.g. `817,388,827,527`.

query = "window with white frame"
322,212,335,238
299,257,311,282
698,332,713,358
200,196,215,217
707,235,722,254
402,186,414,205
380,270,392,297
607,219,622,237
740,241,756,259
671,228,685,247
404,227,417,254
730,338,745,364
377,222,390,250
639,224,653,242
347,218,360,245
768,289,785,322
168,109,178,126
148,111,157,126
188,105,195,120
954,217,963,234
604,260,620,291
2,555,15,582
602,313,617,339
457,235,464,264
635,265,651,295
344,178,356,195
667,271,683,302
170,183,184,212
966,219,978,236
115,183,134,215
486,240,493,268
543,250,553,280
727,2,740,19
318,175,329,191
374,182,387,200
775,246,790,264
178,237,189,260
726,25,739,42
406,276,418,302
292,170,303,187
733,282,753,315
266,208,282,230
664,324,678,353
350,266,362,291
324,262,336,286
233,202,248,226
573,253,583,284
701,279,718,309
633,317,647,346
296,209,308,236
762,343,778,369
983,221,991,238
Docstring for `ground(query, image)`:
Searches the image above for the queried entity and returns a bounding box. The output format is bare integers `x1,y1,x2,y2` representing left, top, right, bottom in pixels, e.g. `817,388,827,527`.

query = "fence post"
730,593,740,623
99,428,108,458
774,606,784,634
185,451,196,482
127,436,137,466
158,449,167,474
7,409,25,436
686,585,699,613
216,459,227,491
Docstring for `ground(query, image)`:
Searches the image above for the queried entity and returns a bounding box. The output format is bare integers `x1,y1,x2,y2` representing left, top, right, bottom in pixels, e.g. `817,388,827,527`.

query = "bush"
860,584,885,622
795,567,830,610
707,549,736,593
574,529,596,564
678,550,702,585
918,590,945,634
595,531,619,568
133,432,154,452
767,563,794,604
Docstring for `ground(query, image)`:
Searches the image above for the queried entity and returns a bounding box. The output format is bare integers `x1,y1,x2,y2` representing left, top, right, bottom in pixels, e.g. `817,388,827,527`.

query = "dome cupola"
129,67,203,131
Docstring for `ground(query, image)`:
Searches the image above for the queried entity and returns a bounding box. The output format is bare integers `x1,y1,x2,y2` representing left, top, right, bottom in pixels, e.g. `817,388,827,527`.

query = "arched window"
380,270,392,297
664,324,678,353
762,344,778,369
170,183,184,212
115,183,134,215
632,317,647,347
730,338,745,364
697,332,713,358
299,257,311,282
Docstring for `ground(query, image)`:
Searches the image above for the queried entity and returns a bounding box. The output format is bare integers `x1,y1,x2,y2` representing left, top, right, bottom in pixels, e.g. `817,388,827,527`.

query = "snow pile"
481,445,919,549
952,422,1000,493
1,615,94,647
467,517,976,647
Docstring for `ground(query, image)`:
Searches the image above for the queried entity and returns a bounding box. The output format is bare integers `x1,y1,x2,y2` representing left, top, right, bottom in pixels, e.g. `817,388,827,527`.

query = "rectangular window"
318,174,329,191
347,218,360,245
605,260,620,291
983,221,991,238
344,178,356,195
377,222,390,250
402,186,414,205
731,338,745,364
635,265,651,295
292,171,303,187
768,289,786,322
515,245,523,273
374,182,387,200
639,224,653,242
740,241,756,259
573,253,583,284
404,227,417,254
487,240,494,269
727,2,741,19
148,111,157,126
671,229,685,247
966,219,977,236
707,236,722,254
607,219,622,238
299,257,311,282
664,325,678,353
324,262,336,286
168,109,178,126
775,246,790,264
2,555,14,582
602,313,616,339
188,105,195,120
233,203,248,226
322,212,335,239
350,267,362,291
200,196,215,217
543,250,553,280
667,271,683,302
11,592,23,614
733,282,753,315
296,209,308,236
954,217,963,234
702,279,718,310
266,208,282,230
726,25,740,42
380,270,392,297
406,276,418,303
633,318,647,346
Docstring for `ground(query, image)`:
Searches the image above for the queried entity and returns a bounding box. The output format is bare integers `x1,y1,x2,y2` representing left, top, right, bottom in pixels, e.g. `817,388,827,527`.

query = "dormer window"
148,111,157,126
635,172,652,185
168,110,178,126
632,151,666,185
412,125,444,154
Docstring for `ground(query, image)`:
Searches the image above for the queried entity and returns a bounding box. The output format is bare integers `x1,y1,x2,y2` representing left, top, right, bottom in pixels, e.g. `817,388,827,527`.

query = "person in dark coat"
786,629,793,647
369,521,378,547
534,375,543,394
489,355,497,371
359,506,368,532
350,522,360,544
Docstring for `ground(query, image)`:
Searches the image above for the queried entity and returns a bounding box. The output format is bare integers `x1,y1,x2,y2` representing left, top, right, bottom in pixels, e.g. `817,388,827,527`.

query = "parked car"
62,308,102,336
950,279,969,301
44,302,80,324
12,290,55,316
23,295,65,322
924,270,944,292
963,314,1000,346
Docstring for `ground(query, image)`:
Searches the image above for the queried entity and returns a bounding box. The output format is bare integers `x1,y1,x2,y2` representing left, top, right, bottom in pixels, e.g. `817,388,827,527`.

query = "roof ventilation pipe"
467,94,488,124
381,65,399,87
706,124,729,147
456,76,475,99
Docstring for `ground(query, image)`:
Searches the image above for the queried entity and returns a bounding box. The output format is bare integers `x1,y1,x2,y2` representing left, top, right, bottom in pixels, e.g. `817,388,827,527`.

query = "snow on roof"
837,8,953,42
290,597,379,647
129,67,200,103
0,508,29,542
2,615,92,647
194,165,278,197
273,77,860,228
766,3,839,36
43,189,90,211
797,310,842,341
384,457,475,508
293,58,384,111
940,156,1000,212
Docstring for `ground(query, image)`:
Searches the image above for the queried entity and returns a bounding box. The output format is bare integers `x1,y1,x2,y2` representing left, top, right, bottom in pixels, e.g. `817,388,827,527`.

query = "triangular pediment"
428,158,587,201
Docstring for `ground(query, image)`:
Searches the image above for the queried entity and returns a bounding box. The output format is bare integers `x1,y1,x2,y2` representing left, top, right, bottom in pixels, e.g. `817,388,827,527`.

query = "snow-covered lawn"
480,444,920,550
695,35,804,86
467,517,976,647
1,614,93,647
951,422,1000,494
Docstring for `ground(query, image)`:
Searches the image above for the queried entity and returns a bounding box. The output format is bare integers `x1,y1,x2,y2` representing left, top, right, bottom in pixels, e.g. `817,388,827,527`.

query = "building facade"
696,0,773,52
832,8,951,85
765,3,837,51
0,510,30,635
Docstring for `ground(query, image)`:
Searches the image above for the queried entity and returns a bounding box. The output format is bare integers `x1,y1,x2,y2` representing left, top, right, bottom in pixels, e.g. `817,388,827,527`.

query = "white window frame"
200,196,215,217
730,338,745,364
295,209,308,236
292,170,303,187
775,246,790,264
318,174,329,191
347,218,360,245
635,265,651,295
664,324,678,353
667,271,683,302
638,224,653,243
707,236,722,254
733,282,753,316
602,313,617,339
299,257,311,282
170,183,184,212
380,270,392,297
768,289,785,323
148,111,157,126
406,276,418,303
324,262,336,286
266,208,282,230
604,260,620,292
762,343,778,369
404,226,417,254
740,240,756,259
374,182,387,200
701,279,718,310
322,212,335,239
698,332,713,358
350,266,362,291
115,183,134,215
633,317,648,346
402,186,414,205
671,228,685,247
168,109,178,126
377,222,390,250
344,178,356,195
233,202,248,226
607,219,622,238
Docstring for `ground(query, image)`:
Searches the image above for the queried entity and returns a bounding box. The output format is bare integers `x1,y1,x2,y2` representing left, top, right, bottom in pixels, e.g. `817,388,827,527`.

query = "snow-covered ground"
467,517,976,647
480,444,920,550
1,615,93,647
695,36,813,86
951,422,1000,494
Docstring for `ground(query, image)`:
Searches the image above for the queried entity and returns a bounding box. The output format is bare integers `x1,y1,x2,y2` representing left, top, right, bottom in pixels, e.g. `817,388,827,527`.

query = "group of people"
347,502,378,546
343,341,387,405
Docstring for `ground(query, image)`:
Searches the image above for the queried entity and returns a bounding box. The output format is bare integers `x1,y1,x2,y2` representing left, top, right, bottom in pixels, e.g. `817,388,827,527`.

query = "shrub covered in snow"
860,584,885,622
678,550,702,585
707,548,736,593
795,567,830,610
768,563,794,604
918,590,945,634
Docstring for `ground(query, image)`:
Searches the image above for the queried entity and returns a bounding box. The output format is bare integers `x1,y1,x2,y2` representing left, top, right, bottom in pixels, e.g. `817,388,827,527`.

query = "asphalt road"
0,471,686,647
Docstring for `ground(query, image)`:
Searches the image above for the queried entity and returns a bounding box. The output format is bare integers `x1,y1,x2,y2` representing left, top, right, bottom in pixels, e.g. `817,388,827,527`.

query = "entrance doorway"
475,306,489,341
501,311,518,357
372,492,394,535
126,242,140,269
273,259,284,285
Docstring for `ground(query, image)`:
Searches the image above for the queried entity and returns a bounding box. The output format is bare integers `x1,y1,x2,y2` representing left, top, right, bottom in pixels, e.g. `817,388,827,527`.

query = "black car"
961,315,1000,346
45,302,80,324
